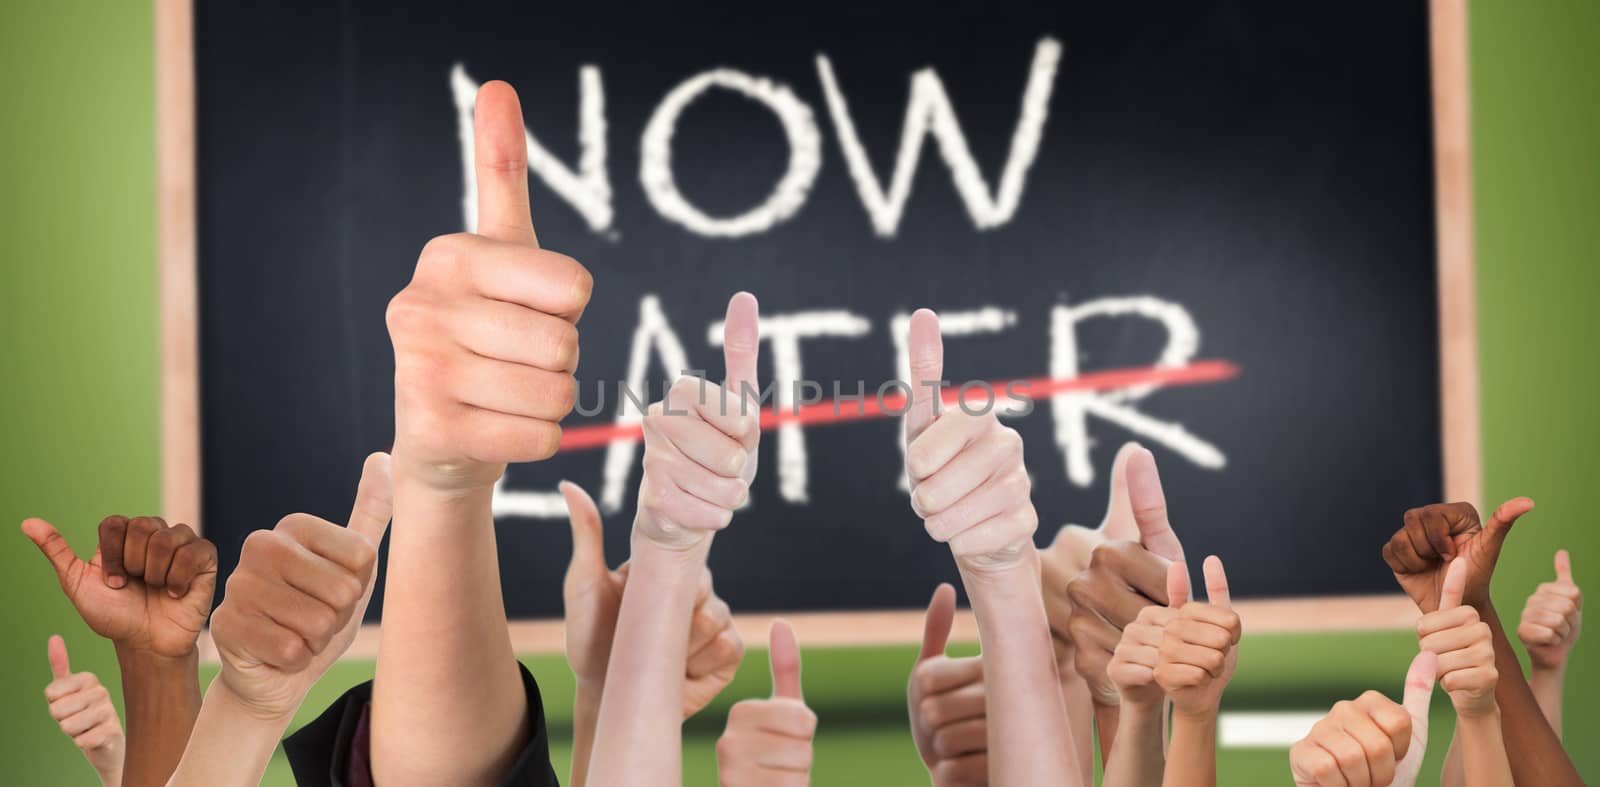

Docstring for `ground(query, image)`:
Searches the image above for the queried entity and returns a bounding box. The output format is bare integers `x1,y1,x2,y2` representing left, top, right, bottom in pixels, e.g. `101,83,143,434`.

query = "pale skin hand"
375,78,593,787
1062,446,1184,763
559,482,744,787
44,636,124,787
23,513,216,787
1102,595,1178,787
585,293,761,787
1383,499,1582,786
1518,549,1580,734
716,620,817,787
1290,651,1436,787
907,584,989,787
167,453,393,787
1039,440,1141,782
904,308,1080,787
1419,559,1511,787
1155,557,1240,787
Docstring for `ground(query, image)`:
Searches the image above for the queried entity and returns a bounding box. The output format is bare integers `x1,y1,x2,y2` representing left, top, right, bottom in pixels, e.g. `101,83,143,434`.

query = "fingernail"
168,589,183,599
107,576,125,589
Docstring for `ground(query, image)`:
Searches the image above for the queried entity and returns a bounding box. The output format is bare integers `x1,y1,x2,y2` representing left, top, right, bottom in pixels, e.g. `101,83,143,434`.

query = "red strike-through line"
557,359,1240,451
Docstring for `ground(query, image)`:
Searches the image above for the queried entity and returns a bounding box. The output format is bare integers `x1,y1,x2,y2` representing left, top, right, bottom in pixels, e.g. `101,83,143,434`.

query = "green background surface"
2,1,1595,784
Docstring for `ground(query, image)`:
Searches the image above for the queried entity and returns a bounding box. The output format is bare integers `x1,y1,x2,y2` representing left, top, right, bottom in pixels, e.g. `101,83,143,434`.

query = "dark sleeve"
283,662,560,787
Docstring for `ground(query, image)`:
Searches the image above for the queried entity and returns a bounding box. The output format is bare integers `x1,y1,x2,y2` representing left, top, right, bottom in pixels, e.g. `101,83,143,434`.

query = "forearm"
1456,708,1512,787
372,475,529,786
89,747,124,787
1162,710,1217,787
166,678,290,787
1092,701,1119,767
117,646,201,787
1101,702,1164,787
585,538,705,785
1439,727,1465,787
1480,605,1582,785
962,552,1080,787
1528,666,1565,737
1060,669,1095,787
569,684,603,787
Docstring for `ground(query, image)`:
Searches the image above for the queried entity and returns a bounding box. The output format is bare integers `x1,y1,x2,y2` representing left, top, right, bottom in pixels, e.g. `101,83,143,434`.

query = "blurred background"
2,1,1597,784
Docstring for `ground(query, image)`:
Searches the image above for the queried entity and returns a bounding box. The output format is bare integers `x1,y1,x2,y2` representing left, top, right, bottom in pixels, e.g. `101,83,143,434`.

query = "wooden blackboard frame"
159,0,1481,659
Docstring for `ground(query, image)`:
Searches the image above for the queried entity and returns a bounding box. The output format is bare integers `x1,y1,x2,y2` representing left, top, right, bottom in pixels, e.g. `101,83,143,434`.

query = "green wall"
2,1,1595,784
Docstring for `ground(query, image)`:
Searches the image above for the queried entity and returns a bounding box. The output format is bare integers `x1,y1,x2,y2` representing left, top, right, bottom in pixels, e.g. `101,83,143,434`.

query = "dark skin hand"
1382,499,1583,787
24,515,215,787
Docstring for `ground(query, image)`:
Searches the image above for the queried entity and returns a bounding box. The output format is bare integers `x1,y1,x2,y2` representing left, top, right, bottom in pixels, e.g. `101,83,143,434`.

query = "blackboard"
183,0,1471,637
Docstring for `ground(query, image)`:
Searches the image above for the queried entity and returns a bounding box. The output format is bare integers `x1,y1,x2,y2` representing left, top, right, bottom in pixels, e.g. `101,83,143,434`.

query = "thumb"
1202,555,1231,609
472,80,538,247
769,618,803,700
47,635,70,680
1401,650,1437,745
1167,559,1191,608
560,481,607,576
1125,447,1184,562
21,518,82,589
1438,557,1467,609
1555,548,1573,585
722,292,761,410
918,583,957,660
346,453,394,545
904,309,944,446
1480,497,1534,560
1099,441,1143,540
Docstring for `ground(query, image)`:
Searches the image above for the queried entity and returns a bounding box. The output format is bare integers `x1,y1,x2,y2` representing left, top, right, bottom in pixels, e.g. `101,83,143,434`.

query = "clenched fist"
210,453,393,719
388,80,593,492
716,620,816,786
561,481,743,717
1518,549,1582,671
1107,602,1177,710
903,309,1037,571
1382,499,1534,613
1418,559,1498,717
633,292,760,552
907,584,988,787
1154,557,1240,717
1290,652,1436,787
23,514,217,658
43,636,123,787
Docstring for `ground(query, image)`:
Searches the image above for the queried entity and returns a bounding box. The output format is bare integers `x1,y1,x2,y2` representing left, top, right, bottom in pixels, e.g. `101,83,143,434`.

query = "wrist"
211,672,300,728
629,532,713,568
1455,701,1501,725
1118,694,1165,720
1529,659,1567,679
115,642,198,673
392,461,499,503
1172,704,1220,725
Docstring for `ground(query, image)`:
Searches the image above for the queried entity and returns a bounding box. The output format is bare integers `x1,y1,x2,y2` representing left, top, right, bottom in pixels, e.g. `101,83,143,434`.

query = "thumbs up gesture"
43,636,124,785
903,310,1037,570
1518,549,1582,671
906,584,989,787
1416,558,1499,717
388,81,594,492
209,453,393,719
1040,441,1143,670
1382,498,1535,613
1290,651,1436,787
1154,556,1241,717
560,482,744,717
633,292,761,552
1106,589,1179,710
716,620,817,786
22,513,217,658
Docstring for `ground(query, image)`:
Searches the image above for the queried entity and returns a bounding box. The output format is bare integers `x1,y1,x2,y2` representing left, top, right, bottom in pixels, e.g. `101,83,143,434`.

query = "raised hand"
560,481,743,717
903,309,1037,571
1064,447,1185,707
388,79,593,492
632,292,761,551
716,620,817,786
1040,441,1142,673
907,584,988,787
1155,557,1240,717
23,514,216,658
1519,549,1582,671
43,636,124,787
210,453,393,719
1382,498,1534,613
1290,652,1436,787
1418,558,1498,718
1107,571,1183,710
